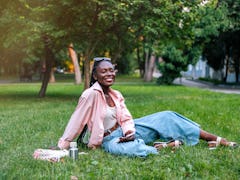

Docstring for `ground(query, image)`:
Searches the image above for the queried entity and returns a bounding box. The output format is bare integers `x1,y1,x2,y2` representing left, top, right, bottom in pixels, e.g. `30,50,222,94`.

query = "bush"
157,45,187,84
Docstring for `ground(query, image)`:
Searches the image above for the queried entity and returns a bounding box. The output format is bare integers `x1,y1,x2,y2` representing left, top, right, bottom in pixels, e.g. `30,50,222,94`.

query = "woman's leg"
154,140,183,150
102,127,158,157
200,129,230,146
102,137,158,157
134,111,200,146
154,130,236,149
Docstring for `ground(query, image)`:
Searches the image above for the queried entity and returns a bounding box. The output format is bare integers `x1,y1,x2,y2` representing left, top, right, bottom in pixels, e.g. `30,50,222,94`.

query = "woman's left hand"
118,130,135,143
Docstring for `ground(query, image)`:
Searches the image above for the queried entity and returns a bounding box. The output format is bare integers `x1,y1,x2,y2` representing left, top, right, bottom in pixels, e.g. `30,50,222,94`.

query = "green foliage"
192,3,229,42
0,0,202,74
157,45,187,84
1,0,240,82
223,0,240,30
116,53,137,74
184,45,202,65
0,80,240,179
201,0,240,83
203,37,226,70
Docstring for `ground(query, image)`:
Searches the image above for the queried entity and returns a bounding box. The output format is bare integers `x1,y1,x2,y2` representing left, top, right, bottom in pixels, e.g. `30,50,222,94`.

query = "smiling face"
94,61,116,89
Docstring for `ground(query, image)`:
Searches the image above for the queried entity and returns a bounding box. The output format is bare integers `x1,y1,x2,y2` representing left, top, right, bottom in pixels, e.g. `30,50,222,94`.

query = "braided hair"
89,57,111,87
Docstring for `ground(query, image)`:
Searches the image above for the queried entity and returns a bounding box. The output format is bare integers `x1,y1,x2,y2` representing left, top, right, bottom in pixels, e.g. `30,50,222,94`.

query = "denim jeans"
102,111,200,157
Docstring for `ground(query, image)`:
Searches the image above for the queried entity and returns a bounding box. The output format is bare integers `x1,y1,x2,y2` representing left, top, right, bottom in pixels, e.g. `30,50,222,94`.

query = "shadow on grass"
0,79,185,102
0,91,82,101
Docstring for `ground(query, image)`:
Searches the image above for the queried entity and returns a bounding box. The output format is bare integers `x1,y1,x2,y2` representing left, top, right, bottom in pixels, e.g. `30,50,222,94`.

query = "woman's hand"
118,130,135,143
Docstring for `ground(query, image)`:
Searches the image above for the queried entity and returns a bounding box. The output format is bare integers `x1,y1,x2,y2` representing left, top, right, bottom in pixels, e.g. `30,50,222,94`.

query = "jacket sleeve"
117,92,136,135
58,95,92,149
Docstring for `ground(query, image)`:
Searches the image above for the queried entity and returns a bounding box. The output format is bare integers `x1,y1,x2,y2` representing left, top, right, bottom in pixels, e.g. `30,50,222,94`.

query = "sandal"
208,137,238,149
227,142,238,148
154,140,183,150
208,136,222,150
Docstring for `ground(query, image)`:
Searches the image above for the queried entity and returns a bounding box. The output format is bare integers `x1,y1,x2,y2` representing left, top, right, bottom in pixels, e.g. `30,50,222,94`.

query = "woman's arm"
117,92,136,136
58,96,92,149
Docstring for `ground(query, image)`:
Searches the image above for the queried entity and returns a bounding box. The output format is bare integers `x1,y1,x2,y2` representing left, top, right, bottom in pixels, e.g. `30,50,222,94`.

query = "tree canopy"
202,0,240,82
0,0,239,96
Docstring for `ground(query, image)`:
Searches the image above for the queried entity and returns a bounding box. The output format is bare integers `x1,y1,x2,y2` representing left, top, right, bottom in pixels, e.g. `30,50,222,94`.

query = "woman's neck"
101,86,110,95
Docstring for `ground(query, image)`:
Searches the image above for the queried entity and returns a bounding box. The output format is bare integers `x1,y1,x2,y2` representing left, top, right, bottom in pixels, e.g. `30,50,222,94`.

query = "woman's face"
95,61,116,88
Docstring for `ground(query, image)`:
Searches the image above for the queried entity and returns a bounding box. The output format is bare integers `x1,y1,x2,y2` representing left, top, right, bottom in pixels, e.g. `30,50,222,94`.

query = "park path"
174,78,240,95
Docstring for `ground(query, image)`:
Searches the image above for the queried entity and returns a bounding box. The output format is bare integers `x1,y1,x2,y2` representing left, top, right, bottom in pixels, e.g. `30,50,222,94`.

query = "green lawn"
0,78,240,179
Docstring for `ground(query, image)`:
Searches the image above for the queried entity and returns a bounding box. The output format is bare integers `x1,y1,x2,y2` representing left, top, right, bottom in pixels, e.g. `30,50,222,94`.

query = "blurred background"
0,0,239,96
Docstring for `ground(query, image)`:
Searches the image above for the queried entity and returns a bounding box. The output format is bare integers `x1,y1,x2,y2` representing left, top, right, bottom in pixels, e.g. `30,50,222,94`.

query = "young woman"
57,57,237,157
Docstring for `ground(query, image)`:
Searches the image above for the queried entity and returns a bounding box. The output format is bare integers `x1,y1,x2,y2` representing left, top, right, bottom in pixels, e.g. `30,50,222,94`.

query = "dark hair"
89,57,111,87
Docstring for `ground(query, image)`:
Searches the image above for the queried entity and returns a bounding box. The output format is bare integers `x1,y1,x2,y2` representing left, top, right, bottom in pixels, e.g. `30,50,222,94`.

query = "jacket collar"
91,82,104,92
91,82,116,97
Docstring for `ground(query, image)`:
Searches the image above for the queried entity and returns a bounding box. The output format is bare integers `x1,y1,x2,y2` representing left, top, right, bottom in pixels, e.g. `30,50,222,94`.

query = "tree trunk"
143,48,150,81
144,52,155,82
83,41,99,90
49,67,56,83
223,45,231,83
68,43,82,84
234,57,239,83
83,55,91,90
224,54,229,83
38,35,55,98
112,39,122,63
136,45,144,78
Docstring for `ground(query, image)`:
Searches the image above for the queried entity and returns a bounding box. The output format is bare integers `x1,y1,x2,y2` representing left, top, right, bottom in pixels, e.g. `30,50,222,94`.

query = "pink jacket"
58,82,135,149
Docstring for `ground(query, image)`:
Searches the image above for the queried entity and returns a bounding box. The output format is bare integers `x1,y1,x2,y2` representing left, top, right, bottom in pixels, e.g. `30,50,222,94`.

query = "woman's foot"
154,140,183,150
208,137,238,149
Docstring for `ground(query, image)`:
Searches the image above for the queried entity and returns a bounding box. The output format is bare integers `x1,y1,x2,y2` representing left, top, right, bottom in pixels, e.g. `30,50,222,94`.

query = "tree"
2,0,238,96
202,0,240,83
1,0,152,92
154,0,232,84
38,35,55,97
128,0,203,82
0,1,68,97
0,1,33,76
157,45,187,84
44,0,140,89
68,43,82,85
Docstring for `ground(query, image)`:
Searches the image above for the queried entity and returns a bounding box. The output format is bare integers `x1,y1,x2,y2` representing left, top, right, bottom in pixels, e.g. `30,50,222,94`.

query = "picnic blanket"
33,149,69,162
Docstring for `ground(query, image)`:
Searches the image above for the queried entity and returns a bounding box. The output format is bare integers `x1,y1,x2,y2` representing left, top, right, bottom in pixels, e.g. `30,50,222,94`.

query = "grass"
0,77,240,179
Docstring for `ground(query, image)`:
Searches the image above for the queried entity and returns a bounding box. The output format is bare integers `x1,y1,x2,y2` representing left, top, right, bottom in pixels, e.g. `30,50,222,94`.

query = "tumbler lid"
70,142,77,148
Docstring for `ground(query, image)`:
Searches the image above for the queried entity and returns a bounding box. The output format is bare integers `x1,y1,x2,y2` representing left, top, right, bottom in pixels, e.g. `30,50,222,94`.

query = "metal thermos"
69,142,78,160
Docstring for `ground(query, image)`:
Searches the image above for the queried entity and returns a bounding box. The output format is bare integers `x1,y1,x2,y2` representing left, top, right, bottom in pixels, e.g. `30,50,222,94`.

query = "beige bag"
33,149,69,162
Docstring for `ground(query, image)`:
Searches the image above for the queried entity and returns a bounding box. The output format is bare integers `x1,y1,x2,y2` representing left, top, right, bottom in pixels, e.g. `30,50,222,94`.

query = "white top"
103,105,117,131
81,105,117,144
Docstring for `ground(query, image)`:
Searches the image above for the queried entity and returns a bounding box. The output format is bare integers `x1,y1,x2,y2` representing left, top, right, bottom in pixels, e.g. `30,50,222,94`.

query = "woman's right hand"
58,138,70,149
118,130,135,143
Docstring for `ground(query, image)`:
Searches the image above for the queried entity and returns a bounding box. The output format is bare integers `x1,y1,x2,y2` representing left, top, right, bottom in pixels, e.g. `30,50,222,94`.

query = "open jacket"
58,82,135,149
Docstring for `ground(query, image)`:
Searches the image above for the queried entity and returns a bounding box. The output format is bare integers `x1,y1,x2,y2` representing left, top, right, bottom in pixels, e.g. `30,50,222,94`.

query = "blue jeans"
102,111,200,157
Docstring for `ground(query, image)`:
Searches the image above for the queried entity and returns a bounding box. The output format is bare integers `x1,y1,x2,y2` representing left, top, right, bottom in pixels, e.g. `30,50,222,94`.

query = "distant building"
182,57,240,83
